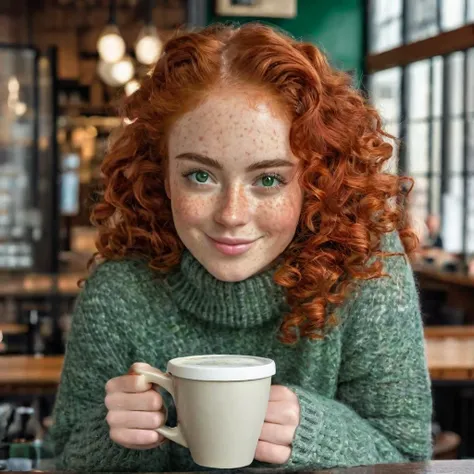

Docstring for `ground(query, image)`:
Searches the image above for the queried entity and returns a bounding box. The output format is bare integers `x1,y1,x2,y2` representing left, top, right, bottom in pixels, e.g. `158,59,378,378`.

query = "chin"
204,262,261,283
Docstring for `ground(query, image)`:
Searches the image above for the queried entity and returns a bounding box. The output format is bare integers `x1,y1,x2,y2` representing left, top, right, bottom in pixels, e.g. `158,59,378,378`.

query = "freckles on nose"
227,186,248,210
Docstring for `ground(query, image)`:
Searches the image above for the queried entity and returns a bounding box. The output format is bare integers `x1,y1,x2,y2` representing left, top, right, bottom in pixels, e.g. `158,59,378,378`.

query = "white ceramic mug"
134,354,276,469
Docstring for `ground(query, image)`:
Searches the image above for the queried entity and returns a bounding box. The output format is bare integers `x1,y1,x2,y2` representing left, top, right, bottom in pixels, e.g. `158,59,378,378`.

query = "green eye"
255,174,285,189
261,175,276,187
194,171,209,183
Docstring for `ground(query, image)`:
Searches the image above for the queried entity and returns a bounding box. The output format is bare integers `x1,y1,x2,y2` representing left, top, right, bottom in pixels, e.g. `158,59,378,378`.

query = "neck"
166,251,286,329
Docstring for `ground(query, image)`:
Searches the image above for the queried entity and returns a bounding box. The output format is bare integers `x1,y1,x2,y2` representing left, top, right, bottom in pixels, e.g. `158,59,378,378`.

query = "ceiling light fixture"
135,0,162,65
97,0,126,64
111,56,135,85
125,79,140,96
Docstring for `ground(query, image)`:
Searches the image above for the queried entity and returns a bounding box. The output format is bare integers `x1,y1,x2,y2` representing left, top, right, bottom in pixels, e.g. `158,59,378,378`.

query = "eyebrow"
175,153,295,172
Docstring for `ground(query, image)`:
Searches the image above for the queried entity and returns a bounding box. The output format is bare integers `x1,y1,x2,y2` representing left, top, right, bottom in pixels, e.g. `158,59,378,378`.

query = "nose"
214,184,250,228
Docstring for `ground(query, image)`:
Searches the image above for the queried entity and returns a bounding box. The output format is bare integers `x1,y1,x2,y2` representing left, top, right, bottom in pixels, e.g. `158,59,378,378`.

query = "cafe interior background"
0,0,474,468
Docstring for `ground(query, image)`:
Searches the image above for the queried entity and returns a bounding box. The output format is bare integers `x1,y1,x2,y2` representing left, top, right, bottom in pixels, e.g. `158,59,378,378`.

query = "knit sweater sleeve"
49,261,170,472
287,235,432,469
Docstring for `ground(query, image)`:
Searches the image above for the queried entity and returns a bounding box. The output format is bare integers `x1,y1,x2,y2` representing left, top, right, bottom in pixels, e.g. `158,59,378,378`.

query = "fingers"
106,410,165,430
105,390,163,412
265,400,300,426
109,428,164,449
105,374,151,394
255,440,291,465
117,439,165,451
257,386,299,464
259,422,296,446
105,364,167,450
269,385,298,402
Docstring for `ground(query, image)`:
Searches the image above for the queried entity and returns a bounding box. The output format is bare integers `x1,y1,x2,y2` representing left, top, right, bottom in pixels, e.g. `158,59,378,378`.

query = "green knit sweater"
50,234,432,472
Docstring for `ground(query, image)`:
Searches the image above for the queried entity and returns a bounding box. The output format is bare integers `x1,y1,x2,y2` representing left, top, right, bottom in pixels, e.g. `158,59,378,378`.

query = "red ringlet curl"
90,23,417,344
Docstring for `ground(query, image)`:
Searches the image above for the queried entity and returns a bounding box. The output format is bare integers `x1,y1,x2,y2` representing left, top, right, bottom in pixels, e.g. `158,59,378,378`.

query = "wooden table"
0,355,64,395
0,327,472,396
0,273,83,298
0,323,28,335
424,326,474,381
321,460,474,473
16,460,474,473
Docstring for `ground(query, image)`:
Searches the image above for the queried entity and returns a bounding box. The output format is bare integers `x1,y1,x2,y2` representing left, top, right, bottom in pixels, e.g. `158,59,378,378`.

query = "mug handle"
133,365,188,448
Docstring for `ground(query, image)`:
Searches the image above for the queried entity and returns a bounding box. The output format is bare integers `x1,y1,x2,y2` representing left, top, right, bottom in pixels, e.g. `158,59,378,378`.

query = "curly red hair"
91,23,417,344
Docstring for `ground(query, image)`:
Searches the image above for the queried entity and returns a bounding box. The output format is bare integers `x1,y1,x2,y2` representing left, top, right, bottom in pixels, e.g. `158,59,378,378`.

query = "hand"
105,362,166,450
255,385,300,464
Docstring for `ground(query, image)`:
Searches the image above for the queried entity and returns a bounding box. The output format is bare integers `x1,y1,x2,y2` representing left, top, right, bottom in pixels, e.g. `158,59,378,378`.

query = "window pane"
369,0,403,53
432,119,442,174
448,118,465,173
442,176,464,253
441,0,465,31
433,56,444,118
384,122,400,173
407,0,439,42
369,68,401,122
407,60,430,119
468,0,474,21
468,177,474,253
447,52,465,116
469,119,474,172
385,122,400,139
371,0,402,22
410,177,429,228
371,20,402,53
407,122,429,173
467,48,474,114
430,175,442,216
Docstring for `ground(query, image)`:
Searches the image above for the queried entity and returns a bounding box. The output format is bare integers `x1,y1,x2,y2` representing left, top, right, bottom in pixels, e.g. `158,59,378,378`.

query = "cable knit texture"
50,233,432,472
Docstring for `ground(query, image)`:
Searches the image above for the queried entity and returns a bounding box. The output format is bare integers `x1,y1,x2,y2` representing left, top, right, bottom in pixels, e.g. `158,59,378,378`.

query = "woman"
50,23,432,472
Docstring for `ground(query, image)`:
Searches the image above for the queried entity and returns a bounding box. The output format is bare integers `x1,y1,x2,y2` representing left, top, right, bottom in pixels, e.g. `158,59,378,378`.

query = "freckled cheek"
255,197,302,234
170,191,217,225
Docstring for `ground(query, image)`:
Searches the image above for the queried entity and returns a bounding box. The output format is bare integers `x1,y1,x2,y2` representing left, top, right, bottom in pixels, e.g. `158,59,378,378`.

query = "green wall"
208,0,363,76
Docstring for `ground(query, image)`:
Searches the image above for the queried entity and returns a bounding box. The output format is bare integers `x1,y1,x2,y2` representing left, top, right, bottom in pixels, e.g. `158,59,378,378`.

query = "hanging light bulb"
125,79,140,96
111,56,135,85
97,59,122,87
97,1,126,63
135,25,162,65
97,24,126,63
15,102,27,117
135,0,162,65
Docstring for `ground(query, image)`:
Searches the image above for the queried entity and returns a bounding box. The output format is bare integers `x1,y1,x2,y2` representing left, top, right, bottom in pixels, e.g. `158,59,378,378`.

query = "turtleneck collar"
166,251,286,329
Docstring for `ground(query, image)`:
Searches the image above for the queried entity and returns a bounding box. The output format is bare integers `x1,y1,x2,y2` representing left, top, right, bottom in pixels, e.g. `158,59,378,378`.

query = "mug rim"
167,354,276,381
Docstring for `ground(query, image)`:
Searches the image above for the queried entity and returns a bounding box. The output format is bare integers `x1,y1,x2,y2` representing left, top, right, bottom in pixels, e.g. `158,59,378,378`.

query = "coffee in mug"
134,354,276,469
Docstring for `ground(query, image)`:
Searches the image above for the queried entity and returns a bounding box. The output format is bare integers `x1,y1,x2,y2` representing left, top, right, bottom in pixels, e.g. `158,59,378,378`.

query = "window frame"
365,0,474,258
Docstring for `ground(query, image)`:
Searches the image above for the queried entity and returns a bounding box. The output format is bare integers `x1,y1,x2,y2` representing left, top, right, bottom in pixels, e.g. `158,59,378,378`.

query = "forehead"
168,89,293,161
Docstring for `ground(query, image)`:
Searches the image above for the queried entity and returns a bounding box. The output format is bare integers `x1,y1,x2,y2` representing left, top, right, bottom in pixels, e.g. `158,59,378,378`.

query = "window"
441,0,466,31
368,0,474,257
406,0,438,42
368,68,401,171
369,0,403,53
469,0,474,21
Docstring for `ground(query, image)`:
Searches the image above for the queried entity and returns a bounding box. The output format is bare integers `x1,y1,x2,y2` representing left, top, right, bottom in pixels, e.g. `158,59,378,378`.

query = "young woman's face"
167,88,303,282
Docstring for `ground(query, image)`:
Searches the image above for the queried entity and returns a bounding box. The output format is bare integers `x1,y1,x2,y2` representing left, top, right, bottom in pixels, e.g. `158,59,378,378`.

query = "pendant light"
111,56,135,85
97,0,126,64
125,79,140,96
97,59,122,87
135,0,162,65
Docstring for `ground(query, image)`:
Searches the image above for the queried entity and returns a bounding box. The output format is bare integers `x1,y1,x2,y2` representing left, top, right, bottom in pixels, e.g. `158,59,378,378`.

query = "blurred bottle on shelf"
4,406,42,471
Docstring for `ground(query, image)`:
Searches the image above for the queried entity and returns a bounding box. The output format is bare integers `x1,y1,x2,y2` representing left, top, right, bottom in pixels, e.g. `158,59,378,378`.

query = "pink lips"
207,236,257,256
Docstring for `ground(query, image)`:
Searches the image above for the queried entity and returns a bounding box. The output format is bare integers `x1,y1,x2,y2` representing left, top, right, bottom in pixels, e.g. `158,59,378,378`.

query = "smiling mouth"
207,236,258,256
